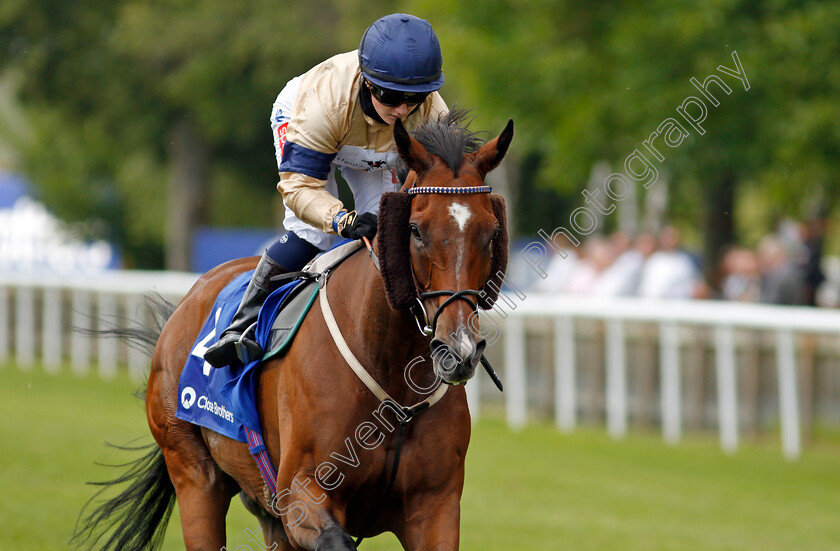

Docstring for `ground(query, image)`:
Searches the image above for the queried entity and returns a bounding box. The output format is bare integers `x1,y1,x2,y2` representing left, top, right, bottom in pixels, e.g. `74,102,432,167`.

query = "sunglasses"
366,80,431,107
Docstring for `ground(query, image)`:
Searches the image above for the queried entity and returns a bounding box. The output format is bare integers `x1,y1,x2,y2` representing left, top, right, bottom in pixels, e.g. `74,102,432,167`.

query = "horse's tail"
72,293,177,551
71,443,175,551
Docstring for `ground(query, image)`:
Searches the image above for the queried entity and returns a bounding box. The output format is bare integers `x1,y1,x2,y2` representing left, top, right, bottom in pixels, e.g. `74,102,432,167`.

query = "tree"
5,1,840,275
408,0,840,285
0,0,392,268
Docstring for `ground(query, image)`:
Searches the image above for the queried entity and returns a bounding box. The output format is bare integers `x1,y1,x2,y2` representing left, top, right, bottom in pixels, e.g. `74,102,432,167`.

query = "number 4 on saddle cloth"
176,240,360,445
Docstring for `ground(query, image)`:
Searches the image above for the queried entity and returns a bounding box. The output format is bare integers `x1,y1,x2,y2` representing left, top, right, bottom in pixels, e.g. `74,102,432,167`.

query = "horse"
73,111,513,551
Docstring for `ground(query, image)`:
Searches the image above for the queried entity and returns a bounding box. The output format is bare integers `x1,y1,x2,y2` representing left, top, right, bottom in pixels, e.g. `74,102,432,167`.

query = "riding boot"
203,252,287,368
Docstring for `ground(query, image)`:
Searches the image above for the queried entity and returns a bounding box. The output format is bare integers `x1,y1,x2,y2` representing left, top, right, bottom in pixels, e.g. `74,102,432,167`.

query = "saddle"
259,239,362,360
175,239,363,445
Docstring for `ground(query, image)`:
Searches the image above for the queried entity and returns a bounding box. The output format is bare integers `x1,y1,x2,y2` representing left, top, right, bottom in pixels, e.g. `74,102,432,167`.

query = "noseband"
404,185,492,336
410,291,479,336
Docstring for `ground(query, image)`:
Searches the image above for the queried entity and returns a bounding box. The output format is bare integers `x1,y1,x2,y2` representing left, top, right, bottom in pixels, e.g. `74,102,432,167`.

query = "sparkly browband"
406,185,492,195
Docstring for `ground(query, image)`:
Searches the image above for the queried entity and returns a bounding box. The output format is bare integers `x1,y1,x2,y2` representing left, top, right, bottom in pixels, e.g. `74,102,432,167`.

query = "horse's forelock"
409,108,486,178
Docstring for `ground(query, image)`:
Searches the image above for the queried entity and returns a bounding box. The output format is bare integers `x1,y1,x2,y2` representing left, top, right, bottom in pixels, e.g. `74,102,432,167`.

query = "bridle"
349,182,503,547
362,180,504,390
402,184,493,337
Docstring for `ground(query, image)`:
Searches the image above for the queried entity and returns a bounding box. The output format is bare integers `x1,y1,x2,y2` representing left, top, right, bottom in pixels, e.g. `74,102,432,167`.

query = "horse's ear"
478,194,510,310
470,119,514,177
394,119,433,175
399,170,418,191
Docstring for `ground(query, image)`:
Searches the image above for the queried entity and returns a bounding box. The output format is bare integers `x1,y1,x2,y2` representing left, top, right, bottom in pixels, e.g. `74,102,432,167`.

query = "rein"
318,272,449,412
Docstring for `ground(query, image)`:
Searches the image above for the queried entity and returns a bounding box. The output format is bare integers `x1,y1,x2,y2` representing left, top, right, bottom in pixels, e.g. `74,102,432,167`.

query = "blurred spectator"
637,226,701,299
719,246,761,302
800,210,828,306
594,231,655,296
757,236,805,305
815,256,840,308
563,237,614,295
777,218,808,264
531,233,579,292
524,212,836,307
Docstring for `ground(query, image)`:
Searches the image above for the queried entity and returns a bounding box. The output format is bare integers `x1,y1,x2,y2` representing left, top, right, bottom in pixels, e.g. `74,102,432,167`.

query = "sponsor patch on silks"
176,271,304,442
276,122,288,157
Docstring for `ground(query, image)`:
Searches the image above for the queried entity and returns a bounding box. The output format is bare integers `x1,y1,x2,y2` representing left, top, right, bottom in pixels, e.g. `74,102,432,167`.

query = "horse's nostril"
430,336,486,381
429,339,462,375
429,339,447,361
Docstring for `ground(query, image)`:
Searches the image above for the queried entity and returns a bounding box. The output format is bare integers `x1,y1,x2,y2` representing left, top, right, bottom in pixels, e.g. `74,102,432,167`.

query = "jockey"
204,13,448,368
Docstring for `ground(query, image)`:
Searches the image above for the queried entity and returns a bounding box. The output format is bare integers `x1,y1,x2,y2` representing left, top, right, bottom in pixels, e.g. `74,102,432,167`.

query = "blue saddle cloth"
175,273,305,442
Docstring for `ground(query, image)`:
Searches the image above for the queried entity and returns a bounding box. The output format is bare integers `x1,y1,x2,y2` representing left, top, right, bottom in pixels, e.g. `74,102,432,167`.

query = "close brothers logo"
181,386,196,409
180,386,235,423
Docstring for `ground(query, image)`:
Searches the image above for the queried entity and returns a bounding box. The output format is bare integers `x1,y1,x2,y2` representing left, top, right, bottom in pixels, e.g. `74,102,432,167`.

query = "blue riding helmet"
358,13,444,93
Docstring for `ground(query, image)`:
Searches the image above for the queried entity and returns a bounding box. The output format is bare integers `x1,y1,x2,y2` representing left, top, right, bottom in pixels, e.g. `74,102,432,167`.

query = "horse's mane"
410,108,486,178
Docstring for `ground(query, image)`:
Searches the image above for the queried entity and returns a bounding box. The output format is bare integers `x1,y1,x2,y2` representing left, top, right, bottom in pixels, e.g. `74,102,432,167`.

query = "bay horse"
74,111,513,551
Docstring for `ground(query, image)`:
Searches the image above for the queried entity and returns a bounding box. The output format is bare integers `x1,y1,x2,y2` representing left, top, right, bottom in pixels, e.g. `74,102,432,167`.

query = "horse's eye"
490,228,501,241
410,224,422,240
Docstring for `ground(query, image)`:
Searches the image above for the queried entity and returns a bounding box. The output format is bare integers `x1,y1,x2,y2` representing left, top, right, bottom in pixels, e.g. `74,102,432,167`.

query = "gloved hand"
336,210,378,241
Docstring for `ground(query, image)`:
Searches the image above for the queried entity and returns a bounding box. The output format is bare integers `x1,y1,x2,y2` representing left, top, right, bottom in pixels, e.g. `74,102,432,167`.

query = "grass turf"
1,363,838,550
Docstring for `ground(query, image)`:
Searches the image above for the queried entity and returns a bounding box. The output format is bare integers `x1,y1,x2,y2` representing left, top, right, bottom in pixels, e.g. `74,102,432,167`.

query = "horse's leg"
273,470,356,551
396,493,462,551
160,430,240,551
151,382,240,551
143,257,263,550
240,492,294,550
149,373,239,549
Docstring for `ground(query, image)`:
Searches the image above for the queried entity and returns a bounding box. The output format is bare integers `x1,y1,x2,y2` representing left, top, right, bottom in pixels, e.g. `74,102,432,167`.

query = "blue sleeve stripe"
279,142,337,180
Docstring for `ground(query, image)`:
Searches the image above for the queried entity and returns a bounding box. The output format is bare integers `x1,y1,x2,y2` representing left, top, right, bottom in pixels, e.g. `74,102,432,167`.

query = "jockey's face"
367,82,421,126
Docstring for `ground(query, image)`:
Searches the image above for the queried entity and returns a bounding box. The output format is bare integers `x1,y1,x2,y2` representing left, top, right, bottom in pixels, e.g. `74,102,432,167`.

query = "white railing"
0,270,199,379
488,293,840,460
2,272,838,460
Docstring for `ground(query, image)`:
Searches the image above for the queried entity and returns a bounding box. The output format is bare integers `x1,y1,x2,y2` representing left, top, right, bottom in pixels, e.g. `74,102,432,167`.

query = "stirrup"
233,322,262,364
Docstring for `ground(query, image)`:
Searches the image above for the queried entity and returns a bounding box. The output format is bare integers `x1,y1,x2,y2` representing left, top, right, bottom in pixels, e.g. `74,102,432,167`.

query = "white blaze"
458,327,474,359
448,202,471,326
448,202,472,231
